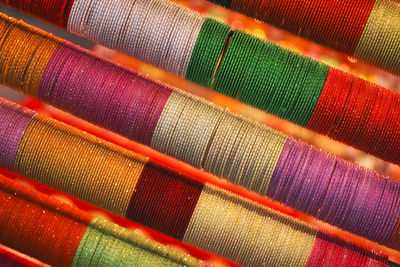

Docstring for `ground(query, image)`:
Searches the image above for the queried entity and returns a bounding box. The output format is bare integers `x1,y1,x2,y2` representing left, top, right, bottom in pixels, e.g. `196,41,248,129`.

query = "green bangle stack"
185,18,231,87
73,217,200,266
213,31,263,98
213,30,329,126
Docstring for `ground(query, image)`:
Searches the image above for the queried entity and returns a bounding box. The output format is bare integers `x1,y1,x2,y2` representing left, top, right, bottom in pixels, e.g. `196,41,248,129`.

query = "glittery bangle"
354,0,400,75
0,175,205,267
1,11,400,252
185,18,231,87
206,0,400,76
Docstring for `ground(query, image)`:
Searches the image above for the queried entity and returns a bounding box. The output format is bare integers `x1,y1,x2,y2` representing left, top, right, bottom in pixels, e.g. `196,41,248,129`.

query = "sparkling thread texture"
0,14,400,250
0,97,389,266
207,0,400,76
0,175,205,267
0,2,399,164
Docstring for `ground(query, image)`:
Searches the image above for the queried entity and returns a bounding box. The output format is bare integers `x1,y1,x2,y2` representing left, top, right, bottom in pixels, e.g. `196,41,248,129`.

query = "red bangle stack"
227,0,375,55
307,67,400,163
2,0,74,26
0,176,92,267
126,162,204,240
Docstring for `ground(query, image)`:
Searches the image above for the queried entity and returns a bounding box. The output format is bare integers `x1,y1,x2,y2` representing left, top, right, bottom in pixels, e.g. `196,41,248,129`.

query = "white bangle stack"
67,0,206,77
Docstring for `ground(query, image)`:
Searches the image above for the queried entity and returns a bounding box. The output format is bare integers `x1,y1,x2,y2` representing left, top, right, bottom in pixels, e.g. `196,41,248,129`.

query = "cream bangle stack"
68,0,205,76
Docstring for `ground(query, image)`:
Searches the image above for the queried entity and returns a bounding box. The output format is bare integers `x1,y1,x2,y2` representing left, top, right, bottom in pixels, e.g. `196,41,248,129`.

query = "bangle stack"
0,14,400,251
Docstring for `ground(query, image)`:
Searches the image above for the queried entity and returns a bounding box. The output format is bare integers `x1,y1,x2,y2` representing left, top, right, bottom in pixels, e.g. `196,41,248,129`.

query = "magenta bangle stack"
39,43,172,146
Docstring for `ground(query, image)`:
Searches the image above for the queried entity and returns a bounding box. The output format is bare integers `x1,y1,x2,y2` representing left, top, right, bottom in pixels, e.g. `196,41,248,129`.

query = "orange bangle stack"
0,174,207,267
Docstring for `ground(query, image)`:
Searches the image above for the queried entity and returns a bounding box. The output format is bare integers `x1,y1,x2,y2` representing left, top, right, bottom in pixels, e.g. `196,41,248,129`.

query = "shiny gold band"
15,115,148,216
183,184,317,266
355,0,400,75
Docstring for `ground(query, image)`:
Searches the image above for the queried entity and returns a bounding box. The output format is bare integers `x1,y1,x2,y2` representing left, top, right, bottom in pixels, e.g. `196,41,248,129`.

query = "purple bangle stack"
0,100,36,171
268,137,400,244
39,43,173,146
